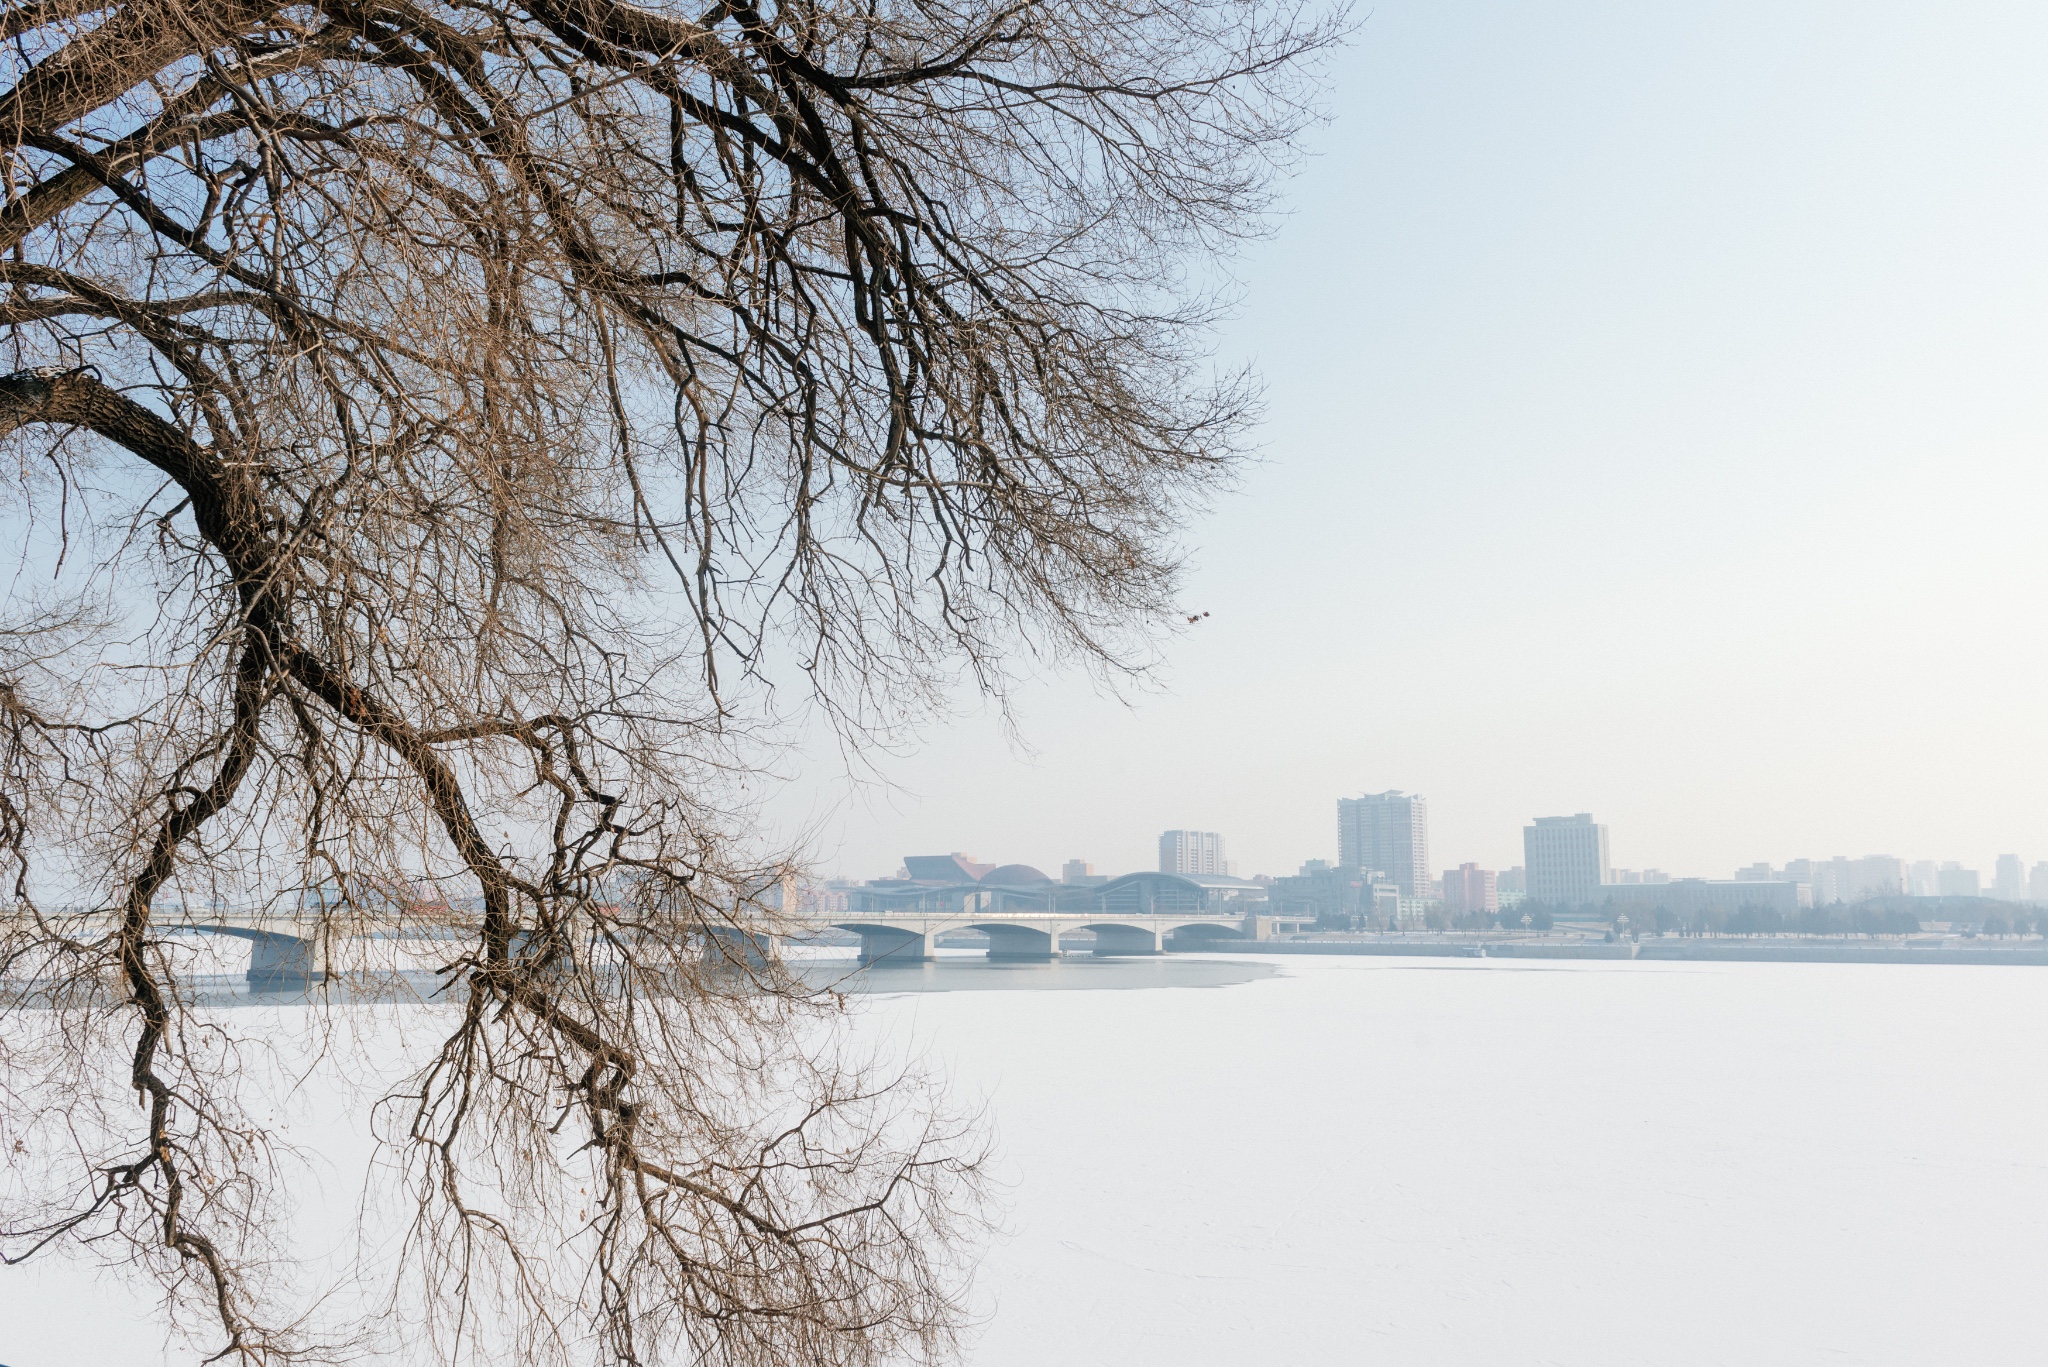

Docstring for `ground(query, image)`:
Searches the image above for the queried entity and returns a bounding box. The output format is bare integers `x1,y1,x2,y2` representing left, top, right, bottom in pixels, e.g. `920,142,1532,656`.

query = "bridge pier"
983,925,1060,961
702,926,778,969
225,929,324,991
1090,925,1165,956
856,926,935,965
1163,924,1247,953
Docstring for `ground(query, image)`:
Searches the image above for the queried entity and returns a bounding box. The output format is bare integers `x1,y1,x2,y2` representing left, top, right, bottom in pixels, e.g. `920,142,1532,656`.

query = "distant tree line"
1519,899,2043,939
1623,903,1929,938
1424,906,1554,933
1337,894,2044,939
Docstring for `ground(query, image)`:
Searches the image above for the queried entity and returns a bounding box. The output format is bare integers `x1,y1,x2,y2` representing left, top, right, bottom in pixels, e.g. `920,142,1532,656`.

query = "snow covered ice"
9,955,2045,1366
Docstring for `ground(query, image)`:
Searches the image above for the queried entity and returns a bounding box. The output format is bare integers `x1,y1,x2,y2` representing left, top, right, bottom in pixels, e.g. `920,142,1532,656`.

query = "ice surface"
7,957,2045,1365
878,957,2048,1367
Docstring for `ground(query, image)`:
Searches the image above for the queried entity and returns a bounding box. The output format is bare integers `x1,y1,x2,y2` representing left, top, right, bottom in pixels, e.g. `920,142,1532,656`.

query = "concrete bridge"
152,909,1243,981
37,863,1265,988
817,865,1266,963
32,897,385,990
156,911,1242,983
825,911,1249,963
122,911,340,989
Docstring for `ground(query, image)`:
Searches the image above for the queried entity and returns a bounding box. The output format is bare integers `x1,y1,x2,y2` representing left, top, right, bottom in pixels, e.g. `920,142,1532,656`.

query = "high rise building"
1158,830,1228,877
1837,855,1905,902
1336,791,1429,896
1442,863,1498,917
1937,862,1981,898
1061,859,1107,887
2031,862,2048,905
1523,814,1609,907
1776,855,1904,904
1994,854,2026,902
1908,860,1940,897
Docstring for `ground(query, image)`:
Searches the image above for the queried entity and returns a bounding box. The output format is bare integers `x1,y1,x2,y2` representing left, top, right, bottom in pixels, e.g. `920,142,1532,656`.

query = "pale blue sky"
769,1,2048,882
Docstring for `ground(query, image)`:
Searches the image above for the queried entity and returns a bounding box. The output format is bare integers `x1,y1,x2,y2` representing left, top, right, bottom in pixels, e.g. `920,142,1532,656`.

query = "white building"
1768,856,1902,905
1337,791,1430,897
1158,830,1230,877
1610,868,1671,885
1937,862,1981,898
1596,878,1807,915
1833,856,1903,902
1394,894,1439,928
1993,854,2026,902
1061,858,1107,887
1523,814,1610,907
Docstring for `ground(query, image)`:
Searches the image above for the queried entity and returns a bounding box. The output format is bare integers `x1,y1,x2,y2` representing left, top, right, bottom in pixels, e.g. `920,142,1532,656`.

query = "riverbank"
1206,937,2048,965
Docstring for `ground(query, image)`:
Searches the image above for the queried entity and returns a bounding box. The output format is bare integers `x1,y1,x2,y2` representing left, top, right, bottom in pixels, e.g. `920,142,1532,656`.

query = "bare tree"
0,0,1335,1362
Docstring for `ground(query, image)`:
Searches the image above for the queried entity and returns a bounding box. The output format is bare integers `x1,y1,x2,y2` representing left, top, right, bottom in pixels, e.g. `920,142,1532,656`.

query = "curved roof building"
979,863,1053,886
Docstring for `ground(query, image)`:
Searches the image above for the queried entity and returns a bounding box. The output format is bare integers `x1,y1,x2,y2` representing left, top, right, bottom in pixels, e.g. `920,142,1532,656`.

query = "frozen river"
879,954,2048,1367
8,954,2046,1364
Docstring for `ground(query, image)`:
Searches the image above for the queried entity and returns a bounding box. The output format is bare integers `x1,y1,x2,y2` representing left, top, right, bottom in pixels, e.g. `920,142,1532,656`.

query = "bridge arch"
1156,918,1250,948
180,925,325,989
1075,918,1250,955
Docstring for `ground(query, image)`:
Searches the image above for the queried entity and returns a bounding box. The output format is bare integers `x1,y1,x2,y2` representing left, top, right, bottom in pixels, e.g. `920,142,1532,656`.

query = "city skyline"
817,805,2048,900
785,770,2048,894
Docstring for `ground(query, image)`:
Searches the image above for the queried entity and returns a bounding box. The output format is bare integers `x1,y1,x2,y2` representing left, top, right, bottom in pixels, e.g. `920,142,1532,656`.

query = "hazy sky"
766,1,2048,883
